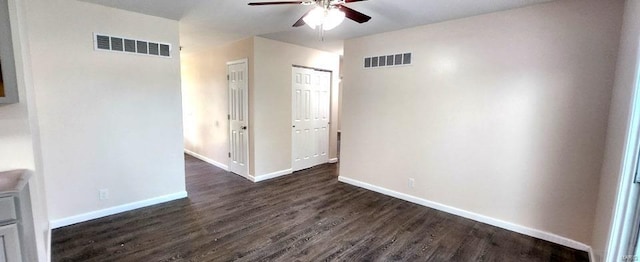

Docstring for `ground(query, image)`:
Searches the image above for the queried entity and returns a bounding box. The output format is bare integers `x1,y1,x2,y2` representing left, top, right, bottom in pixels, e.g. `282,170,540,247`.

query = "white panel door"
228,59,249,177
292,67,330,171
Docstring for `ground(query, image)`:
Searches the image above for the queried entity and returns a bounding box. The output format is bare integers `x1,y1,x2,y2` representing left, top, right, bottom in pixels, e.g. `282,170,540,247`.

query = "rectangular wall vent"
364,52,412,69
94,33,172,58
124,39,136,52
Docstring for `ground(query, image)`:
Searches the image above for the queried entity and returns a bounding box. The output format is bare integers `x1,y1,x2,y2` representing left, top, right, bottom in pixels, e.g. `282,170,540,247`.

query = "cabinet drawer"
0,197,16,222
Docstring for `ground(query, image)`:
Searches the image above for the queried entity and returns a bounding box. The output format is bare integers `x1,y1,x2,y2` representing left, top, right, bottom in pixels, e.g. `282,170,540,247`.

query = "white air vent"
364,52,412,69
94,33,172,58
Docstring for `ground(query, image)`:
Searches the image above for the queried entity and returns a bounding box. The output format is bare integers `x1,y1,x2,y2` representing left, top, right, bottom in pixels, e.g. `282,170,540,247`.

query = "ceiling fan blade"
338,5,371,23
248,1,304,6
344,0,367,2
292,9,312,27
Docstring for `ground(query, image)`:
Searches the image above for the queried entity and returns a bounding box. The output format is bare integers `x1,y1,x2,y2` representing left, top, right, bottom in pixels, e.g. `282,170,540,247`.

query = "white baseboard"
45,225,51,262
338,176,591,253
251,169,293,182
329,158,339,163
234,172,253,181
184,149,228,171
49,191,188,229
588,247,595,262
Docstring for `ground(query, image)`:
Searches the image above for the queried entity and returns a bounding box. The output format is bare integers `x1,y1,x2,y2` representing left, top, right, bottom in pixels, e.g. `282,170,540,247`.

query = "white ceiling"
79,0,552,54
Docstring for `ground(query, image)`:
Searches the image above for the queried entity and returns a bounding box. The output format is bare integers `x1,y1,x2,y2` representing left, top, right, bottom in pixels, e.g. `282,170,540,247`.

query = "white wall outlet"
408,178,415,188
99,189,109,200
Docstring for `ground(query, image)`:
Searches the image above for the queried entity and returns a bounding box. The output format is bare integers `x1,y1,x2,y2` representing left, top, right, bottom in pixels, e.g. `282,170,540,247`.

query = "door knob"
242,126,247,130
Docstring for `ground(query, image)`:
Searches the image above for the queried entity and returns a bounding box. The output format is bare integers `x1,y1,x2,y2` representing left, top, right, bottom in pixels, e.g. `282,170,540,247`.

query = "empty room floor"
51,155,589,261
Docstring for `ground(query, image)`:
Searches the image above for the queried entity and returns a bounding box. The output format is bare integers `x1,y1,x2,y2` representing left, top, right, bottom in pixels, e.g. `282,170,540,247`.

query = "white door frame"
227,58,250,178
291,65,332,172
607,55,640,261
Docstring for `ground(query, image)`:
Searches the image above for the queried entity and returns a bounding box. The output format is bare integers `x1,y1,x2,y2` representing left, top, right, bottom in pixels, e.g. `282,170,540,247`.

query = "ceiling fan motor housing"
248,0,371,27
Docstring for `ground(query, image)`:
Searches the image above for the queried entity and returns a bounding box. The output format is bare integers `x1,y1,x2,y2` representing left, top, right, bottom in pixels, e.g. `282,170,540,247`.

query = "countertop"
0,169,30,197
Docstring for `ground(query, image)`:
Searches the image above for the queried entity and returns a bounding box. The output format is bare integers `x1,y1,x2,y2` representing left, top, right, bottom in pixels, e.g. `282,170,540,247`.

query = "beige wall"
253,37,340,176
341,0,622,245
24,0,186,223
591,0,640,260
181,38,254,170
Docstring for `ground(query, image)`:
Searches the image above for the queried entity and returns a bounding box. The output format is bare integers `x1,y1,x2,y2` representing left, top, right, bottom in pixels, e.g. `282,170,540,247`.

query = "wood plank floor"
52,155,589,261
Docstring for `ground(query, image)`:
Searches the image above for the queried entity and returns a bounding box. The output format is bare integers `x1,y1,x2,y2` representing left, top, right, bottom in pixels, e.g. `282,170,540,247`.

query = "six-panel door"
292,67,330,171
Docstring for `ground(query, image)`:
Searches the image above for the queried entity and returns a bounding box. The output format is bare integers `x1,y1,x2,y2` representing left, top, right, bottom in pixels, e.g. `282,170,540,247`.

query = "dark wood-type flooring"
52,155,589,261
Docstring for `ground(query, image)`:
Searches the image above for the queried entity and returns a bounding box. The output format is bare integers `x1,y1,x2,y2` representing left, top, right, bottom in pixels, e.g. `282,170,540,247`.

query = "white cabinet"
0,234,5,262
0,197,16,222
0,170,35,262
0,224,21,262
0,195,21,262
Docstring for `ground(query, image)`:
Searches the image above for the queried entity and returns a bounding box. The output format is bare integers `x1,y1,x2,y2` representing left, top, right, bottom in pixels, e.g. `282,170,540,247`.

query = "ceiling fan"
248,0,371,30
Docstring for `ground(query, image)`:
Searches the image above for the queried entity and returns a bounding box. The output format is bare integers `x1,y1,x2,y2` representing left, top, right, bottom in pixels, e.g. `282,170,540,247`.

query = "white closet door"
292,67,330,171
228,59,249,177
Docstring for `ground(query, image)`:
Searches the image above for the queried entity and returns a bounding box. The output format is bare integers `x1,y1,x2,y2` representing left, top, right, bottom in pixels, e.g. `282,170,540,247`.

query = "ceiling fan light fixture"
302,6,345,30
303,7,325,29
322,8,345,30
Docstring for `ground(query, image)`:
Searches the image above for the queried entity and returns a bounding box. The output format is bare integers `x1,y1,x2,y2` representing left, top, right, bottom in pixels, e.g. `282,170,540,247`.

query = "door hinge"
228,114,230,120
228,152,231,158
227,74,230,81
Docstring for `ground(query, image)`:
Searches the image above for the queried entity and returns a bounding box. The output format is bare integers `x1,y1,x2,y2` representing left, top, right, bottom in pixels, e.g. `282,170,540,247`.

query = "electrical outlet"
99,189,109,200
408,178,415,188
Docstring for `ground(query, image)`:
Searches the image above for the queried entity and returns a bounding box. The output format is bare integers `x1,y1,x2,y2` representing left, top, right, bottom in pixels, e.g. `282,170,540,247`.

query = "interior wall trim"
49,191,188,229
184,149,229,171
338,176,592,254
251,169,293,183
